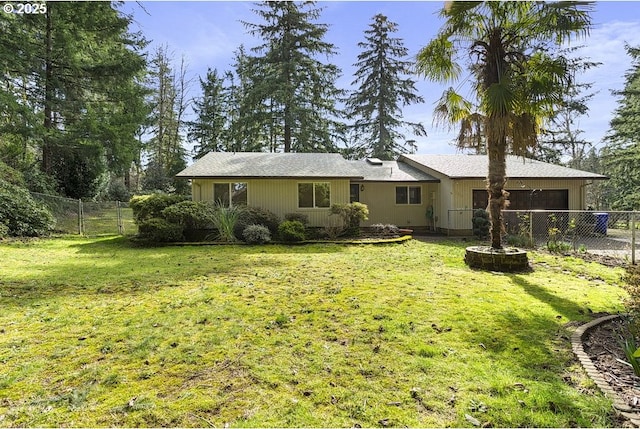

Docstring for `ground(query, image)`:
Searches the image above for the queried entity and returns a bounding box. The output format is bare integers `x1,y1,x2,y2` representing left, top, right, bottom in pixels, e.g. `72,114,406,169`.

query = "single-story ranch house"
176,152,607,235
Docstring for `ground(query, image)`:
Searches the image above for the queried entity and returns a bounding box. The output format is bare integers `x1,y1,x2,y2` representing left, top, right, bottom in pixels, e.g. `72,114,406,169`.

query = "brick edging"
571,314,640,426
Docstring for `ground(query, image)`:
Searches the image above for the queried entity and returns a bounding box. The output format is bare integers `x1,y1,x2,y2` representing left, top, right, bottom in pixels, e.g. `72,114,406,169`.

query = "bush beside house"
130,194,370,245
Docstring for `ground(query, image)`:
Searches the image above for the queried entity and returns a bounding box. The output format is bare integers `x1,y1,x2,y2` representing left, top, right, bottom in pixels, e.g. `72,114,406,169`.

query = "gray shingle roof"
402,154,608,180
176,152,363,179
348,159,440,182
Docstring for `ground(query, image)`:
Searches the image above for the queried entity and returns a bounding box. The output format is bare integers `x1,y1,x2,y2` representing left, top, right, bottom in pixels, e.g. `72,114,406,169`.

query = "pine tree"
227,46,272,152
345,14,426,160
0,2,148,198
187,68,228,158
243,1,345,153
602,44,640,210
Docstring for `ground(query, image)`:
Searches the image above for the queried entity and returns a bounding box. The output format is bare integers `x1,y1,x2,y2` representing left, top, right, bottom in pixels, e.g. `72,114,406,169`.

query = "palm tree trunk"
486,117,509,249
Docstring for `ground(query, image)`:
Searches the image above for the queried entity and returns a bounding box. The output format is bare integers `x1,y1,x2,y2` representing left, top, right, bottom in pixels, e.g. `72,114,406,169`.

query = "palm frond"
416,36,462,83
433,87,472,129
483,80,515,117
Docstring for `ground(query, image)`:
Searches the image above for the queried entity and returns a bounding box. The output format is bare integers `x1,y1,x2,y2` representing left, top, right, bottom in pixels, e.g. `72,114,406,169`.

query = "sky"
120,1,640,156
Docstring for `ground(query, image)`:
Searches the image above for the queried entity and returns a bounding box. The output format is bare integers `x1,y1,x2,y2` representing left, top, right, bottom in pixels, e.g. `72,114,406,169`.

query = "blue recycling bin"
594,213,609,235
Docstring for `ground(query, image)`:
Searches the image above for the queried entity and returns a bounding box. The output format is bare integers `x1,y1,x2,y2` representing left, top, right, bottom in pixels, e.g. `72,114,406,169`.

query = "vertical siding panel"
194,179,350,227
358,182,429,227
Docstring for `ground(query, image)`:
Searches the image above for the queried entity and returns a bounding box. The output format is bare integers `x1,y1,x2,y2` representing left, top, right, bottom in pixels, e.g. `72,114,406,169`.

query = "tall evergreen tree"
345,14,426,160
187,68,228,158
602,44,640,210
243,1,345,153
0,2,148,198
226,46,272,152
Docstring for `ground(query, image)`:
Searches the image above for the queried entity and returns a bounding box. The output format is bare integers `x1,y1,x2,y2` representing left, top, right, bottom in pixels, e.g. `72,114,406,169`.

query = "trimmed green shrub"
235,206,280,238
161,201,215,230
0,161,26,186
243,224,271,244
129,193,187,223
472,209,490,239
137,217,184,242
0,179,55,237
22,166,59,195
329,202,369,237
284,212,309,226
278,220,306,243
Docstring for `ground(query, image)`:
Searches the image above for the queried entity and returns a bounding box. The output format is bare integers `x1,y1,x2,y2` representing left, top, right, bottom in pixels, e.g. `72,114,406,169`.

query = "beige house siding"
191,178,351,227
354,182,439,228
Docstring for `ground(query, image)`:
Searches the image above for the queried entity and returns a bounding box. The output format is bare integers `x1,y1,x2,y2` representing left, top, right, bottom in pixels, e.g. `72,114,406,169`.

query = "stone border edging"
571,313,640,426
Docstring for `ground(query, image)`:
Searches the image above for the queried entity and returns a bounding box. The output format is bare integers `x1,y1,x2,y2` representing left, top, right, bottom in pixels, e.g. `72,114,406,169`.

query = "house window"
214,182,247,207
298,182,330,208
396,186,421,205
350,184,360,203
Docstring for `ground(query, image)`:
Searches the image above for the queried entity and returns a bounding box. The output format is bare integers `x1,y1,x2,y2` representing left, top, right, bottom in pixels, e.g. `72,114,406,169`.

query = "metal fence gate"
31,192,137,236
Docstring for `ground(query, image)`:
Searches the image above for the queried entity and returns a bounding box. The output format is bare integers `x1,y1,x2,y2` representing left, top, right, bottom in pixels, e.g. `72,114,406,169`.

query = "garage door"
472,189,569,210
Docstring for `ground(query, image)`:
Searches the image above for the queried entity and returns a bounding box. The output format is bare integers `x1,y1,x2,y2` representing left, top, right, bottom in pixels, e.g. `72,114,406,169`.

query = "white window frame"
395,185,422,205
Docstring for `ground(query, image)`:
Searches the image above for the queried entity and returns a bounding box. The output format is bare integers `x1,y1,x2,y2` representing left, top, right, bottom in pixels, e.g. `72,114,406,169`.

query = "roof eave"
448,176,609,180
177,175,365,180
356,179,441,183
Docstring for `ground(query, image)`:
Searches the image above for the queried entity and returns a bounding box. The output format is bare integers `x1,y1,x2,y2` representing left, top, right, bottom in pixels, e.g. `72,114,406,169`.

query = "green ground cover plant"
0,236,626,427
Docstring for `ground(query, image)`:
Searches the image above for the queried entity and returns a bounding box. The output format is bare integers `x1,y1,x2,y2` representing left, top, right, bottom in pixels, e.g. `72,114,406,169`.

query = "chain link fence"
31,192,137,236
448,208,638,264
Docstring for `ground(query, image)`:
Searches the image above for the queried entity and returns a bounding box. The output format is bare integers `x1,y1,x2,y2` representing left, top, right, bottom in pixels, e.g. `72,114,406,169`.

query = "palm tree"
416,1,593,249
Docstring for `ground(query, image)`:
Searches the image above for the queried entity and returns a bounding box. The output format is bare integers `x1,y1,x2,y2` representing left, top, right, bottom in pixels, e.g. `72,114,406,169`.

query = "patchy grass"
0,236,626,427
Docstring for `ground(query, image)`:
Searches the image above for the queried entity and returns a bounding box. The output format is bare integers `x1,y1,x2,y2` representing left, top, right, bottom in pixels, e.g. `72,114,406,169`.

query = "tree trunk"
486,117,509,249
42,4,54,175
284,107,291,152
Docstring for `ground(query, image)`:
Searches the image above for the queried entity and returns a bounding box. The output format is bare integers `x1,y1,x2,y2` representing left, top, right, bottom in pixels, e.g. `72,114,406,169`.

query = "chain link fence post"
528,210,533,247
78,198,84,235
632,212,637,265
117,201,123,235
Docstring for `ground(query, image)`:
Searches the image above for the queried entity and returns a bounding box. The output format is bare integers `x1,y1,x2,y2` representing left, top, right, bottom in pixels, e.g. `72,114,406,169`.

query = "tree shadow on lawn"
459,307,611,426
456,277,611,419
458,274,602,382
508,274,594,320
1,236,348,307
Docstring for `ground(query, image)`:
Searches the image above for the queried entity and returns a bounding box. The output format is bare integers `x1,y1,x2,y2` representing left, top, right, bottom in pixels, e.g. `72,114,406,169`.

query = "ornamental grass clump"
211,204,245,242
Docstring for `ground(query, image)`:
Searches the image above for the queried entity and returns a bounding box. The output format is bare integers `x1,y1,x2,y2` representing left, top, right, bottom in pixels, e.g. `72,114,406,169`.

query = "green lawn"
0,236,627,427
